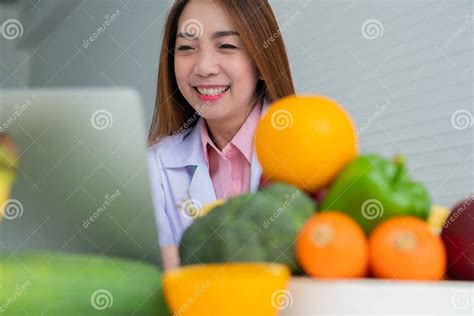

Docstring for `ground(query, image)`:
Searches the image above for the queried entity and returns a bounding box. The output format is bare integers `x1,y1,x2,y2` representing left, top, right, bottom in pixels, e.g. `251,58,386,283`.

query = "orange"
369,216,446,280
163,263,290,316
255,95,358,192
296,211,369,278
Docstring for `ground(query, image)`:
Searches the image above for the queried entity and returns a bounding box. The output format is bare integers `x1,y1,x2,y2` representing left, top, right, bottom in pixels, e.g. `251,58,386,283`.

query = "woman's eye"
219,44,237,49
176,45,194,51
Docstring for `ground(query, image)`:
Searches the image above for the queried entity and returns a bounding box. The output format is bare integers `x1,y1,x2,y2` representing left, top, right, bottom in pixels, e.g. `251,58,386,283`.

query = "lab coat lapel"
185,123,217,205
249,98,271,193
165,97,272,202
249,149,262,193
162,118,217,205
188,162,217,205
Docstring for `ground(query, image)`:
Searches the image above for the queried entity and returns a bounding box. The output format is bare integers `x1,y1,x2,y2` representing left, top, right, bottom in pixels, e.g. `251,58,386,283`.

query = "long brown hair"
148,0,295,146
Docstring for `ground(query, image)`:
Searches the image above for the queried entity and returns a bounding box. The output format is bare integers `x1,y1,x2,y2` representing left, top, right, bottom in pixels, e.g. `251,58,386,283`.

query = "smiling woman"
146,0,296,271
148,0,295,146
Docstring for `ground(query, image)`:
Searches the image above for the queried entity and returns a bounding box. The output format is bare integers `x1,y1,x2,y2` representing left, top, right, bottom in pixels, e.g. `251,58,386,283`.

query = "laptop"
0,87,161,265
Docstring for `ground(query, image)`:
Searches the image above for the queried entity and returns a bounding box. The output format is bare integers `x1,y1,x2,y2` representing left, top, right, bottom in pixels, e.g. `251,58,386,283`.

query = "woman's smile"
174,0,260,119
192,84,231,102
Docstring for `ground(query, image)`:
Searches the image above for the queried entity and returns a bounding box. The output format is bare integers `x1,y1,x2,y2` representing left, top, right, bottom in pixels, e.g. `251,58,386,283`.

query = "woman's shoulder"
147,126,195,159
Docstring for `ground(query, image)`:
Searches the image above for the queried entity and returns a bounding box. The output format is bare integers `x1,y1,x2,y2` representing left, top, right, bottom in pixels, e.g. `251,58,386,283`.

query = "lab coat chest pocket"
161,166,196,229
166,163,217,219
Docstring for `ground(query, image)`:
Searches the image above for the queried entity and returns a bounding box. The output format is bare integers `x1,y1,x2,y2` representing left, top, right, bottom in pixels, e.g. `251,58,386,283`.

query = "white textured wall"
272,0,473,207
3,0,473,208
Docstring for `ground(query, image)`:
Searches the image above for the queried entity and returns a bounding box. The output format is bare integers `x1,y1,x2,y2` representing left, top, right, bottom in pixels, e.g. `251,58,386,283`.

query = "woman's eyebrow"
211,31,240,39
176,30,240,39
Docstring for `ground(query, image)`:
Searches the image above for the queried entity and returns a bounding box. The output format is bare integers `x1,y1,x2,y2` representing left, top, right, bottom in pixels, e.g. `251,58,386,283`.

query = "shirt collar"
199,98,263,166
199,117,215,166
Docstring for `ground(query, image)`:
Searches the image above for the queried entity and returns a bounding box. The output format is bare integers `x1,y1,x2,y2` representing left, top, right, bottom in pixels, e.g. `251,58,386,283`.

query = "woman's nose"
194,51,220,77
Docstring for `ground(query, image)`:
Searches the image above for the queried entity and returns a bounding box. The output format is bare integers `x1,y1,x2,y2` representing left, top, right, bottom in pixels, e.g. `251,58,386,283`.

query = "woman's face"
174,0,260,121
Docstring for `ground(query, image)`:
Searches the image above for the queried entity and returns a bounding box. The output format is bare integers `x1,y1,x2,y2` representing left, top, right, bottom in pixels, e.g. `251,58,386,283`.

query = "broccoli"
179,183,316,273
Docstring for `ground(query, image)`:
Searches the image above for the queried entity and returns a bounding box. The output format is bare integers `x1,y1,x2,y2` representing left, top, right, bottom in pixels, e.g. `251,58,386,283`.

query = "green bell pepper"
320,153,431,234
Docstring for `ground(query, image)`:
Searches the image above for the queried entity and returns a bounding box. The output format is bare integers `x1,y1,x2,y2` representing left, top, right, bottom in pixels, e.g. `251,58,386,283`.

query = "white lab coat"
147,99,270,245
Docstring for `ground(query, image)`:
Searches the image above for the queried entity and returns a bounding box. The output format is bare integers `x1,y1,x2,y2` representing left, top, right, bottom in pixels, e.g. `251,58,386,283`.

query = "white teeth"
196,86,229,96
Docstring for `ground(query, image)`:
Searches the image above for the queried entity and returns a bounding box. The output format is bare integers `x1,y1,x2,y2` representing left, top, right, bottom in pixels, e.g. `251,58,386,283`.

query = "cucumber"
0,251,170,315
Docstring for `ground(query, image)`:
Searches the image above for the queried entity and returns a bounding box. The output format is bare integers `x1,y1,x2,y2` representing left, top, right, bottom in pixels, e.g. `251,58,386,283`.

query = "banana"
428,204,451,235
200,199,225,217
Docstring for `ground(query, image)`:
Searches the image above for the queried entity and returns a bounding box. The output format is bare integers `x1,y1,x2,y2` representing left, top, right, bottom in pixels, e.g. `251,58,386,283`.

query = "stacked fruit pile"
181,95,473,281
257,95,473,281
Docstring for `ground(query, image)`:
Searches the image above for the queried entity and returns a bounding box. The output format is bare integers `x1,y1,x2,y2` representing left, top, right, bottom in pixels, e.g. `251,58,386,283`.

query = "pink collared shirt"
199,99,262,200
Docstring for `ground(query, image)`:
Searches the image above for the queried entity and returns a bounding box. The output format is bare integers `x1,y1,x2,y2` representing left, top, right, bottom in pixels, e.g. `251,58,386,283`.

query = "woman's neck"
205,100,259,151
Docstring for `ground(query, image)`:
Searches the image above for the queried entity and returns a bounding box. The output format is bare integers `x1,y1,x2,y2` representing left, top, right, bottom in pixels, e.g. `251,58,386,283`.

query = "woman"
147,0,295,270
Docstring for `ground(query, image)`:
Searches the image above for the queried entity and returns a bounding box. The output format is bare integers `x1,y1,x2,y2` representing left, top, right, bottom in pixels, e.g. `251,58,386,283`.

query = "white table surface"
281,276,474,315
